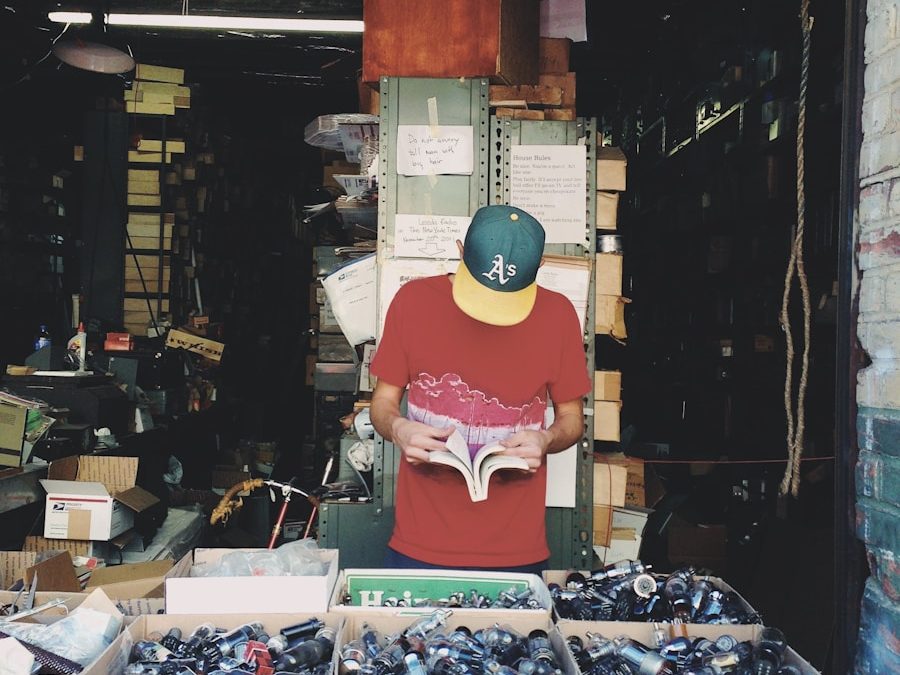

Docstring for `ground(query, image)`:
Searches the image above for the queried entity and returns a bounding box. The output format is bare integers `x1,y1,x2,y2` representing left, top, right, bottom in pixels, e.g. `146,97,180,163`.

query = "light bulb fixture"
51,11,135,74
49,11,364,33
54,39,135,74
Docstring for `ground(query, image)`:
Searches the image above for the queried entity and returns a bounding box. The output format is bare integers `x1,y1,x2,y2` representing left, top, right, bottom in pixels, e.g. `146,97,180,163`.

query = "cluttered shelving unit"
121,64,190,337
315,76,602,569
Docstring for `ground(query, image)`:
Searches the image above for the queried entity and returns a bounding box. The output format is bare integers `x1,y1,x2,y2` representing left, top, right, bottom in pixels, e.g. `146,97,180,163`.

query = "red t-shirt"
370,274,591,567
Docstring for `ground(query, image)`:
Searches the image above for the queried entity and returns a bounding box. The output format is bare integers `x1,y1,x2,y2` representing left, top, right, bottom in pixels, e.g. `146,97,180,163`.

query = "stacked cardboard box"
121,64,191,337
490,37,576,120
594,148,629,339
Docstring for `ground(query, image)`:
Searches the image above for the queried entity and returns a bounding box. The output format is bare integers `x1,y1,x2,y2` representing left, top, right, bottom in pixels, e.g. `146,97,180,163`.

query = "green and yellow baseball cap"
452,205,545,326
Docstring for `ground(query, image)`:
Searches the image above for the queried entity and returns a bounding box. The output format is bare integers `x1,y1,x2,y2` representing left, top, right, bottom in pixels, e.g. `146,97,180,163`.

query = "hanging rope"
779,0,814,497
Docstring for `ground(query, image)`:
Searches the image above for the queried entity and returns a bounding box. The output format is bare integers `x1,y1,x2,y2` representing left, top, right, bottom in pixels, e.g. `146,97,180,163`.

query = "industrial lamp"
52,11,135,74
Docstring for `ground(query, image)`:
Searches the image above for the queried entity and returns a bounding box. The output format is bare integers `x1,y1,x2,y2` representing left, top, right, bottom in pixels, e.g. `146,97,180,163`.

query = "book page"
478,454,530,501
442,428,475,468
428,449,478,501
472,441,526,482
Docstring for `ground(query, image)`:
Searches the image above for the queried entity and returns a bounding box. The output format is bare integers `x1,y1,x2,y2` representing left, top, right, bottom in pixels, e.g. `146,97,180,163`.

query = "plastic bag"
190,539,325,577
0,607,121,666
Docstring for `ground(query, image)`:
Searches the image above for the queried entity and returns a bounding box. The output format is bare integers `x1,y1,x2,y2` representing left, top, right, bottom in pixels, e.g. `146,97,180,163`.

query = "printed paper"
322,254,377,345
510,145,587,244
378,258,457,337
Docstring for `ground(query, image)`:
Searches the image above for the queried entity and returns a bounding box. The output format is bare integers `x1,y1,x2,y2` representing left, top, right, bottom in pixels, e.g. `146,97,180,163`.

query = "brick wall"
855,0,900,671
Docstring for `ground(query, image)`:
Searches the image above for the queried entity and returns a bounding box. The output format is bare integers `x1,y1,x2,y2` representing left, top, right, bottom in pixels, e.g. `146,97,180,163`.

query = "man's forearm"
370,393,404,442
544,402,585,454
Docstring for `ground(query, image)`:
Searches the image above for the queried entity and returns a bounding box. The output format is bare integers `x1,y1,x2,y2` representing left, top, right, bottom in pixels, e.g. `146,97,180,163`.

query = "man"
370,204,590,573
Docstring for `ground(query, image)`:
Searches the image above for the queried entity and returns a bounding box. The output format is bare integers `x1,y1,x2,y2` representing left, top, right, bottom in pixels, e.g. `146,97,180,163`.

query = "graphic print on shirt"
407,372,546,457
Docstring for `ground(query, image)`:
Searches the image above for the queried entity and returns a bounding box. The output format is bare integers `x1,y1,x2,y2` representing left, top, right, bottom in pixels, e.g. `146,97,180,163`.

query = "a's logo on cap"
481,254,518,286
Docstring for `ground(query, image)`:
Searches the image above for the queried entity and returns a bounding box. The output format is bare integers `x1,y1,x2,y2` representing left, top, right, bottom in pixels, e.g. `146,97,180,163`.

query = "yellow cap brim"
452,260,537,326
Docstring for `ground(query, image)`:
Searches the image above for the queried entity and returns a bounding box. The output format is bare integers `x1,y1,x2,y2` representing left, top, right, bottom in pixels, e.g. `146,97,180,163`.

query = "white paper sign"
510,145,587,244
378,258,457,337
546,444,577,507
544,405,577,507
536,262,590,330
322,254,377,345
396,125,474,176
394,214,472,259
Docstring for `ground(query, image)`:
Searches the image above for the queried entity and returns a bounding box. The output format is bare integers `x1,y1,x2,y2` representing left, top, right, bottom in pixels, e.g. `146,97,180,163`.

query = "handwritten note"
394,214,472,259
396,125,474,176
510,145,586,243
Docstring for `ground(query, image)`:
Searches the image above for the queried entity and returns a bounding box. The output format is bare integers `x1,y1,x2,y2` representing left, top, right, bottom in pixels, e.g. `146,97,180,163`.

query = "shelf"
634,75,785,162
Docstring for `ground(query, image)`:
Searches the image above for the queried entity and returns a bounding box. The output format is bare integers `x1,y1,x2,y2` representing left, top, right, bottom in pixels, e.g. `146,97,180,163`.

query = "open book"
428,429,530,502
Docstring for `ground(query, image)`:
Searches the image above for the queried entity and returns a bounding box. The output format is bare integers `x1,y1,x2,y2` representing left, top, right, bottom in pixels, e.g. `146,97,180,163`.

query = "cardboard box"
39,455,160,541
165,327,225,362
358,76,380,115
599,454,647,507
0,550,81,591
593,506,653,562
86,612,341,675
0,400,28,467
595,295,629,340
537,72,576,107
555,620,818,674
596,190,619,229
39,589,125,671
542,571,760,623
538,37,571,74
135,63,184,84
593,400,622,442
595,253,623,297
593,463,627,509
338,613,577,675
596,147,627,191
330,568,552,617
363,0,539,85
594,370,622,401
0,589,123,671
14,543,191,614
165,548,339,614
0,588,86,614
668,515,729,575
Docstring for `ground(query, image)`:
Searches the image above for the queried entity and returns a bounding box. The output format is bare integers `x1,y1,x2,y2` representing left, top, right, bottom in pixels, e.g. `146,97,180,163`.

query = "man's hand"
391,417,455,465
499,429,553,472
371,380,453,465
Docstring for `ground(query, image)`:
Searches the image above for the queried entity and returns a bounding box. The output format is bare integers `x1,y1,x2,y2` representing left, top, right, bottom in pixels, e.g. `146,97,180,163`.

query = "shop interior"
0,2,852,673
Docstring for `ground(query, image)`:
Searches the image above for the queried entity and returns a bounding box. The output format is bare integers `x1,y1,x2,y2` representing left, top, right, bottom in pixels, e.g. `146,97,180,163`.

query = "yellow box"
594,370,622,401
595,253,623,296
596,147,627,191
135,63,184,84
127,194,161,207
596,190,619,229
595,295,629,339
593,400,621,441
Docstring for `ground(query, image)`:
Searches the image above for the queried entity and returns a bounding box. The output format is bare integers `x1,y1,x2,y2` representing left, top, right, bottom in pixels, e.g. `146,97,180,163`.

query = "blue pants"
383,547,548,576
